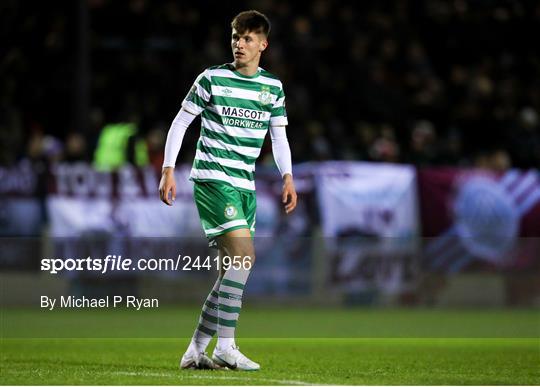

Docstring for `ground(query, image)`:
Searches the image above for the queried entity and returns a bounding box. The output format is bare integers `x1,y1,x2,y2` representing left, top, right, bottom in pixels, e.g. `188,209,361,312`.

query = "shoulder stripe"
181,100,204,116
197,76,212,95
258,75,283,88
271,106,287,117
273,96,285,108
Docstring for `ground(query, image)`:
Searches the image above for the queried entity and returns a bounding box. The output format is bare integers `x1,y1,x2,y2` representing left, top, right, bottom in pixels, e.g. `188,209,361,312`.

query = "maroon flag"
418,168,540,272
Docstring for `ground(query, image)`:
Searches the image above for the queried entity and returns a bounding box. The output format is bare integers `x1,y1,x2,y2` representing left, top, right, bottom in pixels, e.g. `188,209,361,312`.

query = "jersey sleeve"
181,69,212,115
270,84,288,127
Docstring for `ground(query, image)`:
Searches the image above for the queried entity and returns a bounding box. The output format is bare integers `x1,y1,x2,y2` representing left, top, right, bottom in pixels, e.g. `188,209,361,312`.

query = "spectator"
2,1,539,168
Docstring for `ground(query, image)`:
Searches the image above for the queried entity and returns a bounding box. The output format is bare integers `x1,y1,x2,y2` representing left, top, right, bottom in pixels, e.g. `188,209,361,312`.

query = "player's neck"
233,61,259,77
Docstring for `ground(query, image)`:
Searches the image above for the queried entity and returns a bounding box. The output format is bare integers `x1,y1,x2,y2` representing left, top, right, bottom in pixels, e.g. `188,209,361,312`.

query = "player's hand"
282,174,297,214
159,167,176,206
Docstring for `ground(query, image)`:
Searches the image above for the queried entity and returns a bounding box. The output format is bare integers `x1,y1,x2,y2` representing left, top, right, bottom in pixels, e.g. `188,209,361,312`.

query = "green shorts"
193,181,256,247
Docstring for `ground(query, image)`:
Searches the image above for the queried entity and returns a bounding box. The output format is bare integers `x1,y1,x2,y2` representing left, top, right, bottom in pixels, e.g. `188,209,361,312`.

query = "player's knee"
217,229,256,268
233,247,256,266
244,251,256,266
227,246,255,268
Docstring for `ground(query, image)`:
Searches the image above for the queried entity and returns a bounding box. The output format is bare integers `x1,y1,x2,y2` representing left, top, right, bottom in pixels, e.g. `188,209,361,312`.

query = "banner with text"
315,162,420,300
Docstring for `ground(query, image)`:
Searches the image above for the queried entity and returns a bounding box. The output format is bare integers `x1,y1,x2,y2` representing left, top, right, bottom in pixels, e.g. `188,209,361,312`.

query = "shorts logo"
224,204,238,219
258,85,272,105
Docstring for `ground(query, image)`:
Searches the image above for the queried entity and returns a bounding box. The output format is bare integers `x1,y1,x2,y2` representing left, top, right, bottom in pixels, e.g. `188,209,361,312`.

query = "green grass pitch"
1,307,539,385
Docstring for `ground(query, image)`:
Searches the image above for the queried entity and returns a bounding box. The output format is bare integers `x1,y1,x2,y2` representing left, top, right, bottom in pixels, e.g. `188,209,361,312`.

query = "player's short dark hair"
231,10,270,37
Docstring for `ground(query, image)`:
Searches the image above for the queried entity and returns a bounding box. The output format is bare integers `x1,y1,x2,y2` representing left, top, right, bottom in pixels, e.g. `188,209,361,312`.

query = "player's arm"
160,70,211,206
269,125,297,214
159,108,197,206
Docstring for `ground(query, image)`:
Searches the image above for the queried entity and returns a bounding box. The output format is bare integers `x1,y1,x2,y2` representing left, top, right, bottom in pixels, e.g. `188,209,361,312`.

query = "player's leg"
216,228,255,348
192,247,226,350
212,228,260,371
180,248,224,370
188,181,258,370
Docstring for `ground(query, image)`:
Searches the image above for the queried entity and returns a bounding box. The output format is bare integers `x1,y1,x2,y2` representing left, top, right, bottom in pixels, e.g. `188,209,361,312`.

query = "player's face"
231,28,268,68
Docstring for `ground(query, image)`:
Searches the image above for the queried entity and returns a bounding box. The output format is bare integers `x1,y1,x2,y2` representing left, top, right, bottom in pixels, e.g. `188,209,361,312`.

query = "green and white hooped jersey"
182,63,288,192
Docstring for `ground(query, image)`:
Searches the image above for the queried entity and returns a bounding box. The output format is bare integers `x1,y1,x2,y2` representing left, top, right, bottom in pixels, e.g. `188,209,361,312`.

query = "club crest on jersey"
258,86,272,105
224,204,238,219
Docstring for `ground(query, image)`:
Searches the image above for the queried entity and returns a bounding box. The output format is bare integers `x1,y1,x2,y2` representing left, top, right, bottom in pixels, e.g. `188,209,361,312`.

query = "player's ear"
260,39,268,52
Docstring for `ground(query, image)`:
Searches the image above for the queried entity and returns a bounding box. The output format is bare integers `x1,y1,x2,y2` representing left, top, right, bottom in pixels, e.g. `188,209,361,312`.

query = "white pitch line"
113,370,326,386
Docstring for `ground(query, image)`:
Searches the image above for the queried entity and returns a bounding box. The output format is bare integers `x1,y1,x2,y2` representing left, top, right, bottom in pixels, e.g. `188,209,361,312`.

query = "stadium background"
1,0,539,385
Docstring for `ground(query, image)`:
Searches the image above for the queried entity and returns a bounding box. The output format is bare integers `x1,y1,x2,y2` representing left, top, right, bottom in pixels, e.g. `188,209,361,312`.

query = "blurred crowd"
2,0,540,172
